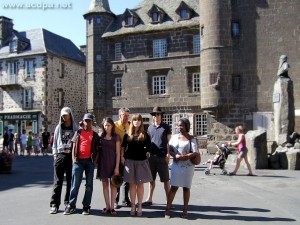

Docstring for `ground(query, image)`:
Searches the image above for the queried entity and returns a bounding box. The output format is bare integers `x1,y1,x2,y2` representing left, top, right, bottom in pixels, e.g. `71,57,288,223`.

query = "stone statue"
277,55,290,78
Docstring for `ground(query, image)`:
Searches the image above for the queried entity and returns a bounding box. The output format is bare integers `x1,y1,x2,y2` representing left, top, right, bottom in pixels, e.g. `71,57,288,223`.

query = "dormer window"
152,12,159,22
10,40,17,53
180,9,189,20
125,16,133,26
176,2,194,21
122,9,139,27
148,4,165,24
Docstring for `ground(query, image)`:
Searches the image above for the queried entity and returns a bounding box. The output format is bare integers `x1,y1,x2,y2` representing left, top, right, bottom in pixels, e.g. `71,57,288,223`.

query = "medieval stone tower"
200,0,237,144
200,0,232,109
83,0,114,120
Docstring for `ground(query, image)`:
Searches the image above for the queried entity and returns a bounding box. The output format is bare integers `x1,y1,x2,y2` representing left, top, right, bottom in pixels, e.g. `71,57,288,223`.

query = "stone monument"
273,55,295,145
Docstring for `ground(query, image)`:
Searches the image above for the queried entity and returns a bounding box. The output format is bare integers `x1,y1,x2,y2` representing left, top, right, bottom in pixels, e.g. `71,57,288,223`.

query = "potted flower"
0,151,14,174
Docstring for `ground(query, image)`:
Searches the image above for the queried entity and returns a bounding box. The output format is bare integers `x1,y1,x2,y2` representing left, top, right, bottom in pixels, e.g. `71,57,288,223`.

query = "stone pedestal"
273,78,295,145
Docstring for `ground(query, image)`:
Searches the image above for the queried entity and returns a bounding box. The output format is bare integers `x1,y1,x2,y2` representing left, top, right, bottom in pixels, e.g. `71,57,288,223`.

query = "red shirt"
78,130,93,159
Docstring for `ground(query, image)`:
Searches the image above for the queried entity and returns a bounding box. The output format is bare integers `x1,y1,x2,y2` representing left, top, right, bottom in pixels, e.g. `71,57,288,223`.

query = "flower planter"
0,162,12,174
0,151,14,174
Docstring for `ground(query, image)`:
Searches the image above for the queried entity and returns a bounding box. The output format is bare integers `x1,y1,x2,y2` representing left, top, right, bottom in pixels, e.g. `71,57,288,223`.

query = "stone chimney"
0,16,13,47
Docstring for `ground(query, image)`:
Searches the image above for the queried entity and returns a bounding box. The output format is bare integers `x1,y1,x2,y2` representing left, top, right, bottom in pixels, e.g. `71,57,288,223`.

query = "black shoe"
49,205,58,214
64,206,76,215
82,206,90,215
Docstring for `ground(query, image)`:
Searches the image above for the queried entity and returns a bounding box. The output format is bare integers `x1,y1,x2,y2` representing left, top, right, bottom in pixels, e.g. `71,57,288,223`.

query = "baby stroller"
204,143,231,175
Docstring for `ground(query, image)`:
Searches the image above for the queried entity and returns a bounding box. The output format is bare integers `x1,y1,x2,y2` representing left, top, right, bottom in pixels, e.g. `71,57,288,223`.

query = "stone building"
0,16,86,137
84,0,206,146
200,0,300,148
84,0,300,148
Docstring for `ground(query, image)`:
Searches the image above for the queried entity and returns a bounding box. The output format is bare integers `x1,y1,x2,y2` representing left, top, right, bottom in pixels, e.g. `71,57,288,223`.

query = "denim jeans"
68,158,94,208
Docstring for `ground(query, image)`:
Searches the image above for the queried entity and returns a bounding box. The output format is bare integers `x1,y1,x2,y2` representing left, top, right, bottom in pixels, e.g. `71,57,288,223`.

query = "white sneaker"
49,206,58,214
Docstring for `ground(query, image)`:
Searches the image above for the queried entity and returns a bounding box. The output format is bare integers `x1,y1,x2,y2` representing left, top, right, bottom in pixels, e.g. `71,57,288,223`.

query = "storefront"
0,111,40,137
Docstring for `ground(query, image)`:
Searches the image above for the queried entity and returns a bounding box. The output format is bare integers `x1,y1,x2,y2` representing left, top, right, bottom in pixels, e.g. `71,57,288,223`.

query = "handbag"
189,139,201,165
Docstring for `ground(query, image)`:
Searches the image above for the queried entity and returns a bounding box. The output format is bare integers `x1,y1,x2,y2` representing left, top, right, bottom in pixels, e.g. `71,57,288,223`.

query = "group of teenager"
49,106,200,219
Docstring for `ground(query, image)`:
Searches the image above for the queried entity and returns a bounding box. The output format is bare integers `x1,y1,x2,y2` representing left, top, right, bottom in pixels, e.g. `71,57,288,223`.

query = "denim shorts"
238,147,248,158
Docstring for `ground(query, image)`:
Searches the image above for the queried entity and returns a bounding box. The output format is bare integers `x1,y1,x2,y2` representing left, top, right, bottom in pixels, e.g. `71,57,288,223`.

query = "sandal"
137,209,142,217
247,173,254,176
130,206,136,216
102,208,110,214
181,209,188,219
228,172,236,176
110,209,117,215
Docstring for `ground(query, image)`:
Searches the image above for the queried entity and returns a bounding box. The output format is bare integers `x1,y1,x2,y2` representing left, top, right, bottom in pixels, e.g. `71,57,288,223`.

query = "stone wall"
45,54,86,132
231,0,300,117
0,55,45,112
109,27,200,111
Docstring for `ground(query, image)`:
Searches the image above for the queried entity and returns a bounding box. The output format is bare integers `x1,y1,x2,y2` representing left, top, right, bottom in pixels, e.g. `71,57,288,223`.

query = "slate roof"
0,28,85,64
83,0,114,17
102,0,199,38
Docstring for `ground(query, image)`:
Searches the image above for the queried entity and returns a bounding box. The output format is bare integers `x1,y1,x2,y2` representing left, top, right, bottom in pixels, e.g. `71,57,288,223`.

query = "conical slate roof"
83,0,114,17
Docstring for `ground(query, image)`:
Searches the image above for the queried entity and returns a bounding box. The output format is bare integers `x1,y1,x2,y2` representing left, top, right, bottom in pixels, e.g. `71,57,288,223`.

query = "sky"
0,0,141,47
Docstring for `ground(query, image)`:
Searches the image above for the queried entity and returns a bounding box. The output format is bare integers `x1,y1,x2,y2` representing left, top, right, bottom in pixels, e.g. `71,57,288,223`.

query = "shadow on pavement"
0,155,53,191
132,204,296,222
